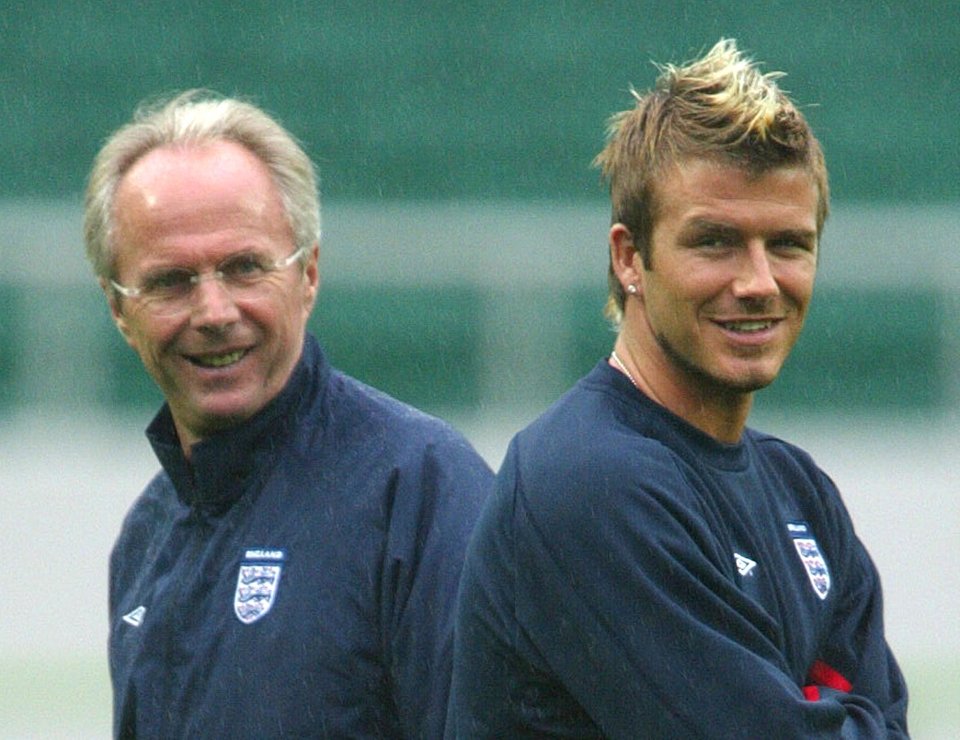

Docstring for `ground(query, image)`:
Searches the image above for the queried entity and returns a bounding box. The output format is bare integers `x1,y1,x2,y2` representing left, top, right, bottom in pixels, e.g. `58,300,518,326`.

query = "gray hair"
84,89,320,279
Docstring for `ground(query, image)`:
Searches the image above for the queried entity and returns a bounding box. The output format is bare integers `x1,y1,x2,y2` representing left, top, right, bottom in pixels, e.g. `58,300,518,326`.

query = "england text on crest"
787,522,830,601
234,548,286,624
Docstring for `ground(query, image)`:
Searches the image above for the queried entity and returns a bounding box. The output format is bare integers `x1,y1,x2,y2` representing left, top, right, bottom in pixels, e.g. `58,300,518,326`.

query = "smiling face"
616,158,819,422
108,140,318,451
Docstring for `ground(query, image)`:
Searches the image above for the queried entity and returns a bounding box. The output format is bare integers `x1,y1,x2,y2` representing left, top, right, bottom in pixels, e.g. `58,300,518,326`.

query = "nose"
189,274,240,328
732,242,779,298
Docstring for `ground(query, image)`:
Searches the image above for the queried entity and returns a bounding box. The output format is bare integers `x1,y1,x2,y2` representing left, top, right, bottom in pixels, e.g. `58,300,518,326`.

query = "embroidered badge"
234,548,286,624
787,522,830,600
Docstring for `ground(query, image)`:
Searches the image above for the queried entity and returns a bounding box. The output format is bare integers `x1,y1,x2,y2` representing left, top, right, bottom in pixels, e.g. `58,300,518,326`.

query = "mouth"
718,319,777,333
188,348,248,368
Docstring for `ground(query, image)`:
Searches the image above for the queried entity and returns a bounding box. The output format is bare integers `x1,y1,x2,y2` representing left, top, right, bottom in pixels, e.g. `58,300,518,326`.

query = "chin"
721,366,782,394
183,399,260,434
730,377,776,394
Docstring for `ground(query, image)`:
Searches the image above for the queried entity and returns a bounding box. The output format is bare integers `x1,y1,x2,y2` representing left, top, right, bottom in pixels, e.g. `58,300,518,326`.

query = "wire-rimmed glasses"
110,245,308,316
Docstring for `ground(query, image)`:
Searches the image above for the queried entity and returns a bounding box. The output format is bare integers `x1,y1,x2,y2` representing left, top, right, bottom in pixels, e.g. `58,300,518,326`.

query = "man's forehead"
111,139,291,262
121,140,264,187
656,159,818,206
114,141,280,222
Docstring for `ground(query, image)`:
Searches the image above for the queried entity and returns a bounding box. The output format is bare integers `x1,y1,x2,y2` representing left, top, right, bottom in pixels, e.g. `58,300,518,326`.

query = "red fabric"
807,660,853,693
802,685,821,701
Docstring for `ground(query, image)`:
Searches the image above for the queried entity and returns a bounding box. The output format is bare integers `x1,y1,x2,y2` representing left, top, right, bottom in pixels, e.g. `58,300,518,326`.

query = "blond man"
448,41,907,738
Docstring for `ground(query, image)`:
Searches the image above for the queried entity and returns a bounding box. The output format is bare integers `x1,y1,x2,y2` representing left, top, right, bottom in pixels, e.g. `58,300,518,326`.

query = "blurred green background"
1,1,957,737
3,0,960,417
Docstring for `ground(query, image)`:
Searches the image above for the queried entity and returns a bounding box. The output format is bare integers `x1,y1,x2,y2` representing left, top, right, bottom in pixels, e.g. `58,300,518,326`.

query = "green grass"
903,654,960,738
0,654,111,738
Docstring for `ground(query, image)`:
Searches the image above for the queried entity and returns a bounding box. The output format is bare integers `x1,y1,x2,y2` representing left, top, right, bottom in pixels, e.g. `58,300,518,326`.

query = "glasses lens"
142,269,195,299
133,249,302,316
219,254,273,286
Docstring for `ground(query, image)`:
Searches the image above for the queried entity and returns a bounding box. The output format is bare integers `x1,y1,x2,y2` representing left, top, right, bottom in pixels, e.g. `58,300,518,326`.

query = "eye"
770,236,816,255
220,254,270,282
696,236,727,248
142,269,195,296
690,232,735,251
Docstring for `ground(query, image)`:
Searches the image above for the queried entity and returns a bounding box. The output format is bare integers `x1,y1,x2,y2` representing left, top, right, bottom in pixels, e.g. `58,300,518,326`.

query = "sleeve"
450,438,905,739
381,433,494,740
801,472,909,736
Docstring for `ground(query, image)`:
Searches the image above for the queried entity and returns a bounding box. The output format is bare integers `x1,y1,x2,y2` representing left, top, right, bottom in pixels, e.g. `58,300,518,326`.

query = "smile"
718,320,776,333
190,349,247,368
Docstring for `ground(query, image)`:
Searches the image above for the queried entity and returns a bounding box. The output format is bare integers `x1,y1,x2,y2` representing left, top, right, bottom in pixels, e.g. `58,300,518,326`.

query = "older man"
85,90,492,738
447,40,908,737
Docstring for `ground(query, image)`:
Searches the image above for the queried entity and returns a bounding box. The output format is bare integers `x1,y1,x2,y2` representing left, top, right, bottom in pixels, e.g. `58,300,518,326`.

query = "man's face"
108,140,318,450
634,158,819,397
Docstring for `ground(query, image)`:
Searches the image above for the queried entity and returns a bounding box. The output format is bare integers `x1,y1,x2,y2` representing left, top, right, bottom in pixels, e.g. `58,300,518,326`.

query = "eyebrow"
140,248,266,272
683,219,817,242
683,219,738,237
773,228,818,242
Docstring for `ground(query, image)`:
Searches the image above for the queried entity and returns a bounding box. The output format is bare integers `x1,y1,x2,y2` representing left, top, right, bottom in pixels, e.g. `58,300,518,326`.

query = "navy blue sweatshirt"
109,334,492,738
447,360,908,738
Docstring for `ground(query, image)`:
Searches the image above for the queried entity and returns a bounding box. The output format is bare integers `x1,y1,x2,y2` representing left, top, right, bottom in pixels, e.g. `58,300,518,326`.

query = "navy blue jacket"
448,361,908,738
109,334,492,738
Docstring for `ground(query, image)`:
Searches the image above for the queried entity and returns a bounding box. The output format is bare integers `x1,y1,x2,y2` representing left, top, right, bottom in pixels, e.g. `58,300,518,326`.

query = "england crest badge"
787,522,830,601
234,548,286,624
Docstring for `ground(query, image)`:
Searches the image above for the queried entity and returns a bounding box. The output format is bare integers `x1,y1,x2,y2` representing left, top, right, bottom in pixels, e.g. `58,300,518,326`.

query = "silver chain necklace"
610,349,638,389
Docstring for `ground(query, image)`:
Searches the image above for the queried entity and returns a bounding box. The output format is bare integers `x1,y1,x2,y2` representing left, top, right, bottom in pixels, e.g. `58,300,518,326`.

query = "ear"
609,223,644,298
301,243,320,316
100,278,136,347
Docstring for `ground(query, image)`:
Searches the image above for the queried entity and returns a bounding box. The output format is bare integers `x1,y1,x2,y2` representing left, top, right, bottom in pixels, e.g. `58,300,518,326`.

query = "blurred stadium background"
1,2,957,736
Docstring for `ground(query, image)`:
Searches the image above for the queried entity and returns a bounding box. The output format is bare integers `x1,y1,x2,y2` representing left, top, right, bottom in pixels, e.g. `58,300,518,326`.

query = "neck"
611,337,752,444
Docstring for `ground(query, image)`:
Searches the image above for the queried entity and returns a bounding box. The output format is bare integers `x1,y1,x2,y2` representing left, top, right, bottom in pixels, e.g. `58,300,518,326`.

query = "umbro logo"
122,605,147,627
734,552,757,577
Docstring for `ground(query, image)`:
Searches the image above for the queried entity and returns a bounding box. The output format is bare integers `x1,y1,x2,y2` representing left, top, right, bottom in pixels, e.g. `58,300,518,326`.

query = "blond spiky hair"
595,39,828,326
653,38,786,145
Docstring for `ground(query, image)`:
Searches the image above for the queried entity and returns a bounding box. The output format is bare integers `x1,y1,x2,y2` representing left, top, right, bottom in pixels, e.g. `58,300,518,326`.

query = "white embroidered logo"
734,552,757,577
234,548,286,624
122,605,147,627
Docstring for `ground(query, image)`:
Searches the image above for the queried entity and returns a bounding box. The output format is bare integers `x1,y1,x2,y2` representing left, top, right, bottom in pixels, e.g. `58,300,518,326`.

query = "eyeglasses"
110,245,308,316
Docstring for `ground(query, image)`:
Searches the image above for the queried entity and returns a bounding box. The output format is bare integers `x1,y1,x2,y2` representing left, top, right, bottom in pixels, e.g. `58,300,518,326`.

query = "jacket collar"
146,334,328,512
594,359,751,472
